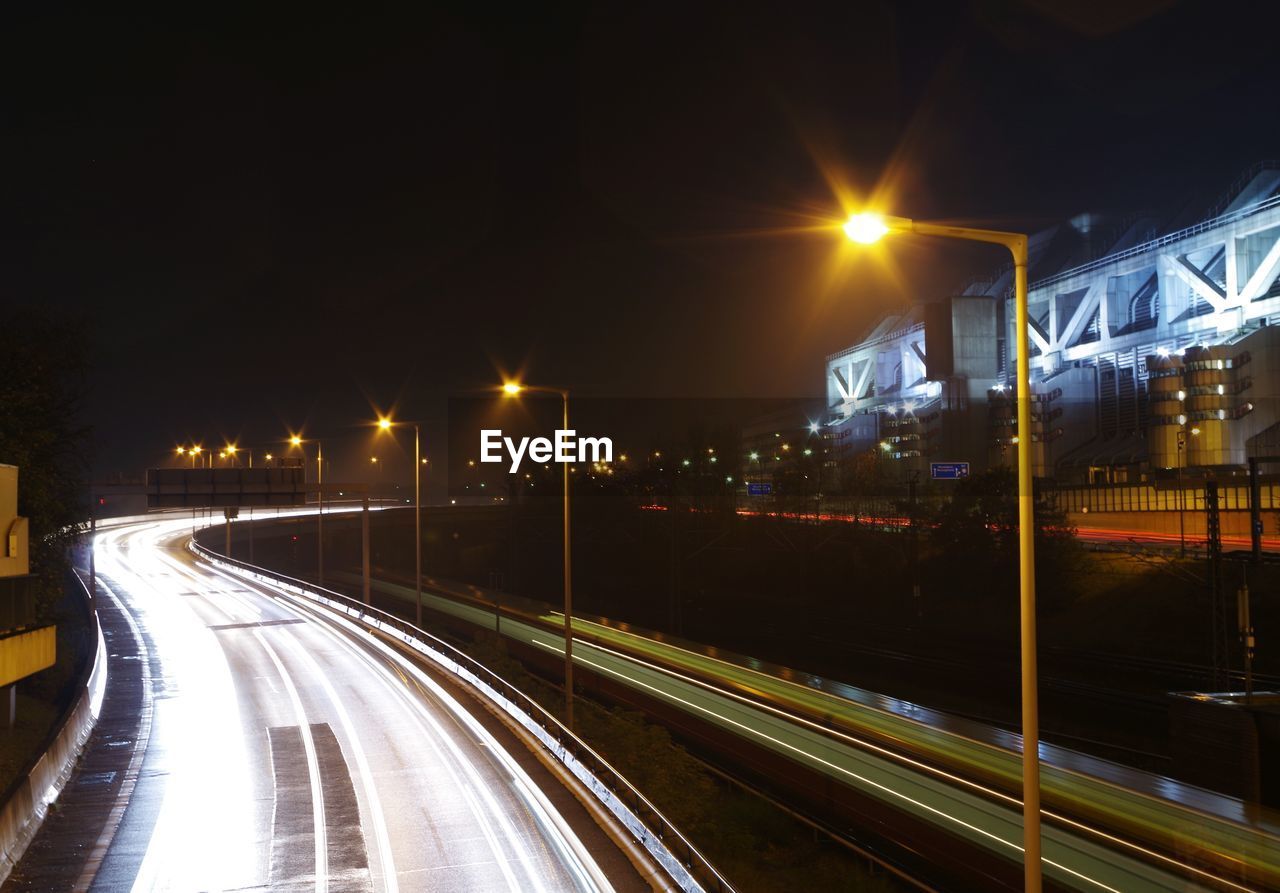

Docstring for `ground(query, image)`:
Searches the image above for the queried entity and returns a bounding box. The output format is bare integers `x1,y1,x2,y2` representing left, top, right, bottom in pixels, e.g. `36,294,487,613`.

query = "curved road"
60,515,653,892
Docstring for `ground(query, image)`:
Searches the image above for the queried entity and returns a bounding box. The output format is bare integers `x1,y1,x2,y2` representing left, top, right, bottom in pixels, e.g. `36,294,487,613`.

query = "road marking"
255,629,329,893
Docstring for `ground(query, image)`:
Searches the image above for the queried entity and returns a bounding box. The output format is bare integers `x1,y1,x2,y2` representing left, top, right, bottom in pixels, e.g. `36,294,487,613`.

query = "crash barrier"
0,570,107,883
191,538,733,893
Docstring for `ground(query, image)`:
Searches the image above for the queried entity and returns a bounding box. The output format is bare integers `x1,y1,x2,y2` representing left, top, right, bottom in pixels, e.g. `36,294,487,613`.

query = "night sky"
5,2,1280,477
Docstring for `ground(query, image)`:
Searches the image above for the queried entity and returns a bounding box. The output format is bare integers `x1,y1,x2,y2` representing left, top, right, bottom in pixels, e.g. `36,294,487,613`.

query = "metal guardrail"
189,538,733,893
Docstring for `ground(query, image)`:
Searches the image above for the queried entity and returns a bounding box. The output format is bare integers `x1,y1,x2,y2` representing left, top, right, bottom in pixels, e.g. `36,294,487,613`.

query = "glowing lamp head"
176,446,185,455
192,445,202,455
502,382,523,396
290,436,302,447
226,445,237,455
843,212,890,244
378,417,392,430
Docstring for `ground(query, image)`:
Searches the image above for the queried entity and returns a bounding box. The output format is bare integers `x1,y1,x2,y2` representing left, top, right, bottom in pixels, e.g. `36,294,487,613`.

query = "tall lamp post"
502,381,575,729
844,212,1042,892
377,417,423,627
290,435,325,585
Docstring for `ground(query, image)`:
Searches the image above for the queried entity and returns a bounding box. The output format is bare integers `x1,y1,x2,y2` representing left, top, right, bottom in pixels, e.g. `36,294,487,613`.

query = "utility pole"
362,495,371,606
1238,570,1255,703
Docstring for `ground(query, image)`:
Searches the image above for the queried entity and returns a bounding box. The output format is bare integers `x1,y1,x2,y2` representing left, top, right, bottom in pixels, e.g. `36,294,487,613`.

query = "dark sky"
5,1,1280,476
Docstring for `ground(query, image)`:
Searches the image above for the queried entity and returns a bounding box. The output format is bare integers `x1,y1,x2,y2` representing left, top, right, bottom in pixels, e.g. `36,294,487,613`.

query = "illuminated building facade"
825,163,1280,481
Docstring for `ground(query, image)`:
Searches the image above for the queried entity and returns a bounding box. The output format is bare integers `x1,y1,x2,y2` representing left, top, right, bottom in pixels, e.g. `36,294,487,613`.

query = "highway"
340,570,1280,892
69,515,655,893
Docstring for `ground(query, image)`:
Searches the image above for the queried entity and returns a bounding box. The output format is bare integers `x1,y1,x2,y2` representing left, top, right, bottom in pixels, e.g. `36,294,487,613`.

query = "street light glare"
843,212,890,244
378,417,392,430
502,382,523,396
290,435,302,447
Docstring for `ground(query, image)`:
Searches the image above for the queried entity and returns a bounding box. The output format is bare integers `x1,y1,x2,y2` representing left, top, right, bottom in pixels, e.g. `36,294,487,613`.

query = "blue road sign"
930,462,970,480
747,482,773,496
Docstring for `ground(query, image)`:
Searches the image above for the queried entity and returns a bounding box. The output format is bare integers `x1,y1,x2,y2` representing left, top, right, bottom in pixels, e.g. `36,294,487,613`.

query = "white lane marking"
278,598,612,893
274,631,400,893
254,629,329,893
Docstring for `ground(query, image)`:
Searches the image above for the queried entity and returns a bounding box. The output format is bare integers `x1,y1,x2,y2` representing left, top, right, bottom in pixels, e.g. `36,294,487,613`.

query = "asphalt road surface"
68,514,652,893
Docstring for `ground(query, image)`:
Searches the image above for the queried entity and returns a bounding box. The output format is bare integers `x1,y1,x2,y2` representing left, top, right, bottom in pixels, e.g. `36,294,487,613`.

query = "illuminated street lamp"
845,211,1043,892
191,445,204,468
502,380,576,729
377,415,423,627
289,433,325,584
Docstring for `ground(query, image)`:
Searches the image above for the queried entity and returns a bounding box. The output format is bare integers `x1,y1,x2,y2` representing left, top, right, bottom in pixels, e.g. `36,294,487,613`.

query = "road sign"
930,462,970,480
746,482,773,496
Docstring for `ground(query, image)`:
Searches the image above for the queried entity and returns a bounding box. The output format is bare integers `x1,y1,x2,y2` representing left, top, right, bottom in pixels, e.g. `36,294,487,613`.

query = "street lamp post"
378,417,423,627
845,212,1042,892
290,435,325,585
502,381,575,729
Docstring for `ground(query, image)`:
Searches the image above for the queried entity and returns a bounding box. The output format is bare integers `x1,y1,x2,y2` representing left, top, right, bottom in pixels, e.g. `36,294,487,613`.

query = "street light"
377,415,423,628
288,434,325,584
844,211,1043,892
502,380,576,729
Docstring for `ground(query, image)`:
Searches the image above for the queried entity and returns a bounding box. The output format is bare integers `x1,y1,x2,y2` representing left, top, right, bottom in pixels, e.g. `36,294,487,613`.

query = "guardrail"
0,569,107,883
190,537,734,893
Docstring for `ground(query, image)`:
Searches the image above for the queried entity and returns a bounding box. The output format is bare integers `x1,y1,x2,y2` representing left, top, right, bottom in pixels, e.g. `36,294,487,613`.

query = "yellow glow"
265,453,273,461
378,417,392,430
370,456,378,463
177,447,185,455
290,436,302,447
502,382,523,396
226,445,237,455
192,445,203,455
843,213,890,244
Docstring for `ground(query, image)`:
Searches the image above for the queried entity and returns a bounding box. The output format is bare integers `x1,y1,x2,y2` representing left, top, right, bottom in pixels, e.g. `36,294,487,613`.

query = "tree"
927,467,1079,611
0,310,90,613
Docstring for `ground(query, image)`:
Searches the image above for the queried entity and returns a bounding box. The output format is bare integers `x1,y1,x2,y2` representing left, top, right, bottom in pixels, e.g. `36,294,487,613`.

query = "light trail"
77,515,630,892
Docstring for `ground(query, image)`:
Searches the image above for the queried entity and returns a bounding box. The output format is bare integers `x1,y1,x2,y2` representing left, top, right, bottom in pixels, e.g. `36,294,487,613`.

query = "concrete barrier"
0,573,108,883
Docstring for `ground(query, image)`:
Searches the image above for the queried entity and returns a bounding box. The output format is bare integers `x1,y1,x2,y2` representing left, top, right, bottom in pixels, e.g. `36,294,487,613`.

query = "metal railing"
1031,194,1280,294
827,321,925,363
189,538,733,893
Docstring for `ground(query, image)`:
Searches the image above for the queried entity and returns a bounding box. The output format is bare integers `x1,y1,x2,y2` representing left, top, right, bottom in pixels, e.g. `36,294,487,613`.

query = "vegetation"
0,310,90,613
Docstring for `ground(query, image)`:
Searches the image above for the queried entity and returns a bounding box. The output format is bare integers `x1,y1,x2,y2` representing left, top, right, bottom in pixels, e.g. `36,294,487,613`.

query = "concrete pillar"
4,684,15,729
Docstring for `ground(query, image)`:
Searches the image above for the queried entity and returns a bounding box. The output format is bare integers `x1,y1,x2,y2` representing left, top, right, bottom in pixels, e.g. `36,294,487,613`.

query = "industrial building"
825,163,1280,482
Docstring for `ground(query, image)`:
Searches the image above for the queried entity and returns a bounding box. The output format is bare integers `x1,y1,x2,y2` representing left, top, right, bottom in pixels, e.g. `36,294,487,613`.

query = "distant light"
803,448,813,456
843,212,889,244
781,443,790,451
1191,426,1201,436
809,422,820,434
290,436,302,447
502,382,523,396
1178,414,1188,425
1155,347,1169,358
176,446,185,455
709,456,718,463
1011,436,1020,444
192,445,202,454
371,456,378,463
1217,384,1225,395
450,499,457,504
725,476,733,483
682,459,690,467
1177,390,1185,401
378,417,392,430
620,454,628,462
1217,409,1226,420
749,452,760,461
880,442,891,451
994,383,1006,392
265,453,273,461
